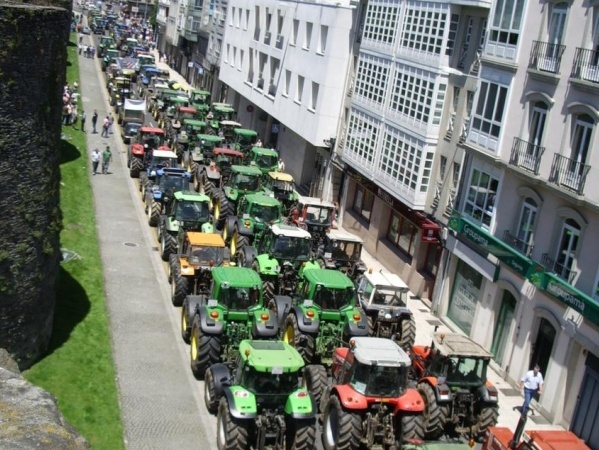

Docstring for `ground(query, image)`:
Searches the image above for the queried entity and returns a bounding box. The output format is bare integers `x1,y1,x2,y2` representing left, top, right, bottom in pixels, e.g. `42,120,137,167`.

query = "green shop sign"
540,273,599,327
449,216,541,279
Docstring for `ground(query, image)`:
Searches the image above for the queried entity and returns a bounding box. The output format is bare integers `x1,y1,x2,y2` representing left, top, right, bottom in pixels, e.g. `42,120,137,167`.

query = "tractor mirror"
221,282,230,290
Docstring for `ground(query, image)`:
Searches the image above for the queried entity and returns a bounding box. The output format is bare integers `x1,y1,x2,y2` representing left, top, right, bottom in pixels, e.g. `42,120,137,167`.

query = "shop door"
530,317,556,375
571,354,599,449
490,290,516,366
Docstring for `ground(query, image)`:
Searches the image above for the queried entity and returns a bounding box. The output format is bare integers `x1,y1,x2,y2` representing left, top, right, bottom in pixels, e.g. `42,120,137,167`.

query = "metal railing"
502,230,534,257
541,253,578,283
548,153,590,195
509,137,545,175
528,41,566,74
571,47,599,83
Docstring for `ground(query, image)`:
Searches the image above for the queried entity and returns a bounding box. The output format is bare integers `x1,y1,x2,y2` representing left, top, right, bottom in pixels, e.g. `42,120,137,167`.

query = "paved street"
74,21,565,450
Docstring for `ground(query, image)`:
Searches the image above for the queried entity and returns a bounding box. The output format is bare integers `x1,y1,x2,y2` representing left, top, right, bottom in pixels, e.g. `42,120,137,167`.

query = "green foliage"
23,33,125,450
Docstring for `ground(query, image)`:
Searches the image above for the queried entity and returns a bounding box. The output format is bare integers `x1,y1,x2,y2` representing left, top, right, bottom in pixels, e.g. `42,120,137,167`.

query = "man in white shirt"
519,364,544,417
91,148,101,175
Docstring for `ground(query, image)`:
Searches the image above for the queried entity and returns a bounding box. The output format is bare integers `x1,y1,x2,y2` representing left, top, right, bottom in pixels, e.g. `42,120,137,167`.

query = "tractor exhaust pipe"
508,414,527,449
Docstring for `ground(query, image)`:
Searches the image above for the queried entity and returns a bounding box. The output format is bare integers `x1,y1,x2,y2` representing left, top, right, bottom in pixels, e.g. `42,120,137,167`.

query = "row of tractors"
115,70,500,450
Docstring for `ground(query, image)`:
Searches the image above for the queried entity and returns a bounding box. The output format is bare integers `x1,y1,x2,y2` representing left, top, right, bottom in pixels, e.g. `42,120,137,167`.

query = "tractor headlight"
385,313,392,319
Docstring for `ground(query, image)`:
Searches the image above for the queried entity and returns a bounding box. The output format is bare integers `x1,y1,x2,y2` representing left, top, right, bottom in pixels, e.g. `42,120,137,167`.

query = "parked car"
81,26,91,35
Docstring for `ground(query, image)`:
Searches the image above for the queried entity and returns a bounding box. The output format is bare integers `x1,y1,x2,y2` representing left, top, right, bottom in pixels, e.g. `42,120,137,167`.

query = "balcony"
184,20,200,42
528,41,566,75
548,153,590,195
509,137,545,175
187,5,203,18
502,230,534,257
571,47,599,83
540,253,577,284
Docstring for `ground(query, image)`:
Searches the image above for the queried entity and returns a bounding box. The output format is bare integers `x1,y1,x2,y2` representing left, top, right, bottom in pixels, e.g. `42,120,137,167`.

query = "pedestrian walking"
91,46,96,58
101,115,110,137
102,146,113,174
277,158,285,173
84,45,89,58
108,114,114,134
91,110,98,134
79,34,83,44
519,364,544,417
91,148,101,175
80,110,87,132
66,103,73,125
78,43,83,55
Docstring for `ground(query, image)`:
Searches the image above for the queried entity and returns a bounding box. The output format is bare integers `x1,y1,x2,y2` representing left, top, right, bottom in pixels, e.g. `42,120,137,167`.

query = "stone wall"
0,1,71,368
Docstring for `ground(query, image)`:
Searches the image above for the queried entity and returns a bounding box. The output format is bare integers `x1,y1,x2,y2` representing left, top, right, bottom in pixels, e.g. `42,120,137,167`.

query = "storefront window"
387,212,417,256
447,259,482,335
353,185,374,221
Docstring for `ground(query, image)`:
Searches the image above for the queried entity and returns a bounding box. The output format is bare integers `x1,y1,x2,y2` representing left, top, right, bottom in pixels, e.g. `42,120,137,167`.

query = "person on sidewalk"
91,110,98,134
101,115,110,138
519,364,544,417
102,146,113,174
91,148,101,175
108,114,114,134
80,110,86,132
277,158,285,173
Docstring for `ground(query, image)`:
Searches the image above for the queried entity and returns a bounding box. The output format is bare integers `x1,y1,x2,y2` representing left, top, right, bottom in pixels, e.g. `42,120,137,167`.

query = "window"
390,67,436,125
232,47,236,68
452,162,461,188
463,167,499,229
318,25,328,54
291,19,299,46
234,7,240,27
239,50,244,71
353,185,374,221
284,70,291,96
224,43,230,63
345,111,378,168
401,6,447,55
570,114,593,166
310,82,319,111
548,3,567,46
529,101,548,146
469,80,508,150
446,13,460,56
593,266,599,301
354,56,389,106
229,6,234,26
304,22,313,49
387,212,417,256
254,6,260,41
363,4,398,45
516,198,537,254
244,9,249,30
439,156,448,179
424,244,443,276
555,218,580,281
488,0,525,47
296,75,304,103
247,51,254,83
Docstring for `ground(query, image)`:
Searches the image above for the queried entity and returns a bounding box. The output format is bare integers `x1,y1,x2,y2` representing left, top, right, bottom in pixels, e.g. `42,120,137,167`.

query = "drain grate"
500,388,521,397
426,320,443,327
123,242,138,247
419,309,429,313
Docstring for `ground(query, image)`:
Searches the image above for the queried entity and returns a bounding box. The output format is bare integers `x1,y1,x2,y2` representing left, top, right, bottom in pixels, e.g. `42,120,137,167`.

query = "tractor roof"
214,147,244,157
158,167,188,177
239,340,305,373
361,271,408,291
170,97,189,104
303,269,354,289
271,224,311,239
186,232,225,247
212,102,234,108
231,164,263,176
196,134,223,143
245,193,282,206
432,333,493,358
326,229,364,244
350,337,411,367
183,119,206,127
220,120,242,127
212,266,262,288
298,196,335,208
192,89,211,95
234,128,258,136
173,190,210,202
153,150,178,159
213,105,235,112
267,172,294,182
251,147,278,156
178,106,197,114
140,126,165,134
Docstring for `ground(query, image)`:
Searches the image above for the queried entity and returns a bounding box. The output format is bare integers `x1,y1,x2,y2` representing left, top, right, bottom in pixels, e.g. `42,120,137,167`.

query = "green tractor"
182,267,279,378
189,89,211,118
98,35,115,58
239,223,313,302
222,192,284,257
232,128,259,153
195,147,244,197
157,190,213,261
204,340,317,450
262,171,299,214
142,167,192,227
185,134,223,183
101,48,119,71
246,146,279,174
207,103,236,135
211,164,263,229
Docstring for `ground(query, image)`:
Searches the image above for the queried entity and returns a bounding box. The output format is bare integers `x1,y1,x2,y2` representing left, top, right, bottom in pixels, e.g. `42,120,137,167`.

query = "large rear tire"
181,297,192,343
474,404,499,439
418,382,448,440
286,418,317,450
161,232,177,261
400,413,425,442
397,316,416,351
190,315,221,378
170,255,189,307
148,200,161,227
263,280,275,303
204,368,219,415
283,313,315,364
139,173,148,192
303,364,327,411
322,395,361,450
130,156,143,178
213,190,234,230
217,397,249,450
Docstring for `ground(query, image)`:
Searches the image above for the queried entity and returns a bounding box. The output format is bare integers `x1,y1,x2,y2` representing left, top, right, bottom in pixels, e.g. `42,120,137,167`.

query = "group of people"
62,83,80,126
91,146,113,175
78,35,96,58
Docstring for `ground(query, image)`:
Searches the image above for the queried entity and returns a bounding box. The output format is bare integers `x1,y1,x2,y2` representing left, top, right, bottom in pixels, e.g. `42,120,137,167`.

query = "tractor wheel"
170,263,189,307
263,280,275,303
147,200,161,227
396,316,416,351
283,313,315,364
204,368,219,415
139,173,147,193
203,179,215,198
130,157,143,178
303,364,327,411
367,316,376,336
473,404,499,438
216,397,249,450
213,190,233,230
190,315,221,379
418,382,448,440
189,162,198,183
161,232,177,261
400,413,425,442
181,297,192,343
322,395,361,450
286,418,316,450
233,234,249,255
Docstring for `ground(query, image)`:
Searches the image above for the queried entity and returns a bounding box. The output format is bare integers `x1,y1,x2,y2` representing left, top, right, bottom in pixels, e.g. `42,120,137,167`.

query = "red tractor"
128,126,171,178
321,337,425,450
411,332,499,441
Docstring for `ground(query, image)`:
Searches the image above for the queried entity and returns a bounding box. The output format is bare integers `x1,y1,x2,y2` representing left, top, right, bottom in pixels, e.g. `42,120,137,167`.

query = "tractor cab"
232,128,258,153
147,149,178,172
213,147,244,181
247,147,278,173
297,268,357,311
190,90,211,116
219,120,242,142
227,164,263,194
